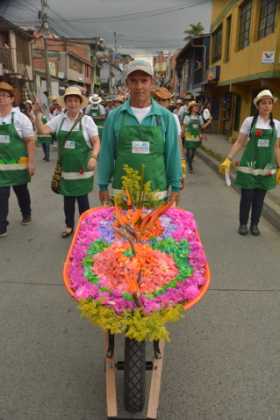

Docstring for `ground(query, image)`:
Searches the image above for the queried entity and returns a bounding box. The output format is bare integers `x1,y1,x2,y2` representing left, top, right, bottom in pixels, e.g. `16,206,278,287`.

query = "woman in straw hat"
86,94,106,140
35,86,100,238
182,101,211,173
220,89,280,236
0,82,36,237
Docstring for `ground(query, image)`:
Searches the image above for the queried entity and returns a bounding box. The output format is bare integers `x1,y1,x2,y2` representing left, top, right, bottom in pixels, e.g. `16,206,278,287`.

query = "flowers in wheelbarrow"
64,167,209,341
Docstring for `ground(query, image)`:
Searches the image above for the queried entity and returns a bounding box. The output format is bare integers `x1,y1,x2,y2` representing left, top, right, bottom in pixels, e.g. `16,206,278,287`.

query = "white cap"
253,89,277,107
125,59,154,79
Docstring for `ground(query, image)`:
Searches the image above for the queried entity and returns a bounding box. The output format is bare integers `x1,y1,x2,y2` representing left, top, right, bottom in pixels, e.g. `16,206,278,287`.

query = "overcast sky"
1,0,211,57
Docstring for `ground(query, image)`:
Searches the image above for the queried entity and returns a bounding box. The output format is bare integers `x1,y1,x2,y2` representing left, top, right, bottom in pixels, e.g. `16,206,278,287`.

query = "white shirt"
0,111,34,139
85,104,106,116
178,105,188,120
131,106,151,124
240,116,280,137
183,114,204,126
47,113,99,147
173,113,181,136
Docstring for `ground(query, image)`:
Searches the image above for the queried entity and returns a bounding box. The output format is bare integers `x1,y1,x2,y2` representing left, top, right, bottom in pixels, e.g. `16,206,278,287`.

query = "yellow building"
207,0,280,139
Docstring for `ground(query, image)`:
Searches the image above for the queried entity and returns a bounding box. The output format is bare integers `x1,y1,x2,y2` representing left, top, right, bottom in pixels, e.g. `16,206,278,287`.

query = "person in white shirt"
35,86,100,238
220,89,280,236
0,82,35,237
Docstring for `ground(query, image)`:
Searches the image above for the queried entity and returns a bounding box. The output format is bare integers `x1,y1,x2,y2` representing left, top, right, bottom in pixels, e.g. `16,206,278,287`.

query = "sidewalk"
197,133,280,231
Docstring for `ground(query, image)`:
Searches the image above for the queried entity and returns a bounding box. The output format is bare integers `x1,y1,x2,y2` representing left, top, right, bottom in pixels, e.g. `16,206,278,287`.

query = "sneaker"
238,225,248,235
250,225,260,236
21,216,32,225
0,230,7,238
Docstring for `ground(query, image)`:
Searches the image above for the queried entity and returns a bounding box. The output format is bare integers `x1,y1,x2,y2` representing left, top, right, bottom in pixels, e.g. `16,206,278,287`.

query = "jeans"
41,143,50,160
63,195,90,228
239,188,267,226
0,184,31,232
185,148,196,170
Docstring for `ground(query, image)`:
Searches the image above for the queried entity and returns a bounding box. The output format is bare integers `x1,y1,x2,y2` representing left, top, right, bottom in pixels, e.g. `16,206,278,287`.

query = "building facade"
0,17,33,104
208,0,280,138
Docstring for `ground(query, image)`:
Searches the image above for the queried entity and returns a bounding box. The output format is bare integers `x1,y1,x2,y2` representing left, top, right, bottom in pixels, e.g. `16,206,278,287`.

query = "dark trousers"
63,195,90,228
41,143,50,160
186,148,196,170
239,188,267,226
0,184,31,232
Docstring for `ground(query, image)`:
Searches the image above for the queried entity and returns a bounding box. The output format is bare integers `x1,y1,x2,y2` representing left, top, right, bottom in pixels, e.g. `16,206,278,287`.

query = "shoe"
21,215,32,225
250,225,260,236
238,225,248,235
0,230,7,238
61,227,73,238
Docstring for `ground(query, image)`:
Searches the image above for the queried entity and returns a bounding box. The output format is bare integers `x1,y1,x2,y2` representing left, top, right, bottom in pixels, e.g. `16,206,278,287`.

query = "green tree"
184,22,204,42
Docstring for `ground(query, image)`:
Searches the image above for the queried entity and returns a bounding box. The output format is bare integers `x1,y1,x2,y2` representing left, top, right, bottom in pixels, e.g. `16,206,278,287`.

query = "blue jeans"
0,184,31,233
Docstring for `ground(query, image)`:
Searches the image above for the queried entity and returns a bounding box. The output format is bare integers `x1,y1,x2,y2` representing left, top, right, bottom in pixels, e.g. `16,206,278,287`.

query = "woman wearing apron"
35,86,100,238
182,101,210,173
220,90,280,236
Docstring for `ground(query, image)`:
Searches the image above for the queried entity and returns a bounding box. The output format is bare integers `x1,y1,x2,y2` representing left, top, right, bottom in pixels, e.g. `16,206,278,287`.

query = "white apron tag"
64,140,76,149
132,141,150,154
257,139,269,148
192,124,198,129
0,135,10,144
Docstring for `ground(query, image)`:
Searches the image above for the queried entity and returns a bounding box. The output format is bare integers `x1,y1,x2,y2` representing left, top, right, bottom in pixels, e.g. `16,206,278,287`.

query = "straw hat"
0,81,15,96
188,101,199,112
89,93,102,105
153,87,174,100
57,86,88,108
253,89,277,107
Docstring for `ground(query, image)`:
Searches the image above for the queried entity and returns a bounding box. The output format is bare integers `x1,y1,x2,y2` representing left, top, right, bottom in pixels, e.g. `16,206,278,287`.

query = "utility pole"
39,0,52,96
113,32,118,53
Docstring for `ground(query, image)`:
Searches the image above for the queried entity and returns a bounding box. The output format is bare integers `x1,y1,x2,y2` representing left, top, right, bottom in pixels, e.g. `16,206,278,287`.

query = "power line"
48,0,210,23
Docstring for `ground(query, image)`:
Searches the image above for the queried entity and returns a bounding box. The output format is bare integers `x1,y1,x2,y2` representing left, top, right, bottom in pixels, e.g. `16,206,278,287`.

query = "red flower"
255,129,262,137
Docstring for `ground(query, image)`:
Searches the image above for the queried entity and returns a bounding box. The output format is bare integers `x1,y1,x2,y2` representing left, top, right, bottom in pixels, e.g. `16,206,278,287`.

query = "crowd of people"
0,58,279,239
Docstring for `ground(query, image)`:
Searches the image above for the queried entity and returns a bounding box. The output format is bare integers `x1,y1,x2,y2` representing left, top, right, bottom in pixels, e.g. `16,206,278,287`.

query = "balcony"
0,47,13,72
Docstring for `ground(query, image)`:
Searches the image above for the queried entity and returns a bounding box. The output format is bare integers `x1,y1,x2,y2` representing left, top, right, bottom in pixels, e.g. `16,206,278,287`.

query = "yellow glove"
219,158,232,175
276,168,280,185
181,159,187,177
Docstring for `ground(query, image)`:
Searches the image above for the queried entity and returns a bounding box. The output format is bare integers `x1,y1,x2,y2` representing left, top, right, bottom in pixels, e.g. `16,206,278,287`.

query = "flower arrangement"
64,167,209,341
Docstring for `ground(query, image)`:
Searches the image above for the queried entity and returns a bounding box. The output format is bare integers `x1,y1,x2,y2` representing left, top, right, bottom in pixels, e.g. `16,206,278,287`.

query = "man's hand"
169,191,179,204
99,190,111,206
87,157,97,171
28,161,35,176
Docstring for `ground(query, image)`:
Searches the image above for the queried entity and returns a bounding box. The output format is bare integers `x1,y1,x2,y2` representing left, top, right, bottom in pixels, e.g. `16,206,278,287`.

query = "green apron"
88,105,104,140
112,114,167,200
57,118,94,196
235,124,277,190
184,116,202,149
0,112,30,187
37,115,52,145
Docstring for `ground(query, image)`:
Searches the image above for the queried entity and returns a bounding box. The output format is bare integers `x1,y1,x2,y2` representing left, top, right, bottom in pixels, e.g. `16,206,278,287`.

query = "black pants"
185,148,196,170
239,188,267,226
0,184,31,232
63,195,90,228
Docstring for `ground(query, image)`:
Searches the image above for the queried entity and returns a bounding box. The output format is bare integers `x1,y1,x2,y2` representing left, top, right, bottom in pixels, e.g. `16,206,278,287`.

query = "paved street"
0,147,280,420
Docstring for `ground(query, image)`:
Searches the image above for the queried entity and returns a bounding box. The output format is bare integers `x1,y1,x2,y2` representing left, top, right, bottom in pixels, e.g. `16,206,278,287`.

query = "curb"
197,148,280,232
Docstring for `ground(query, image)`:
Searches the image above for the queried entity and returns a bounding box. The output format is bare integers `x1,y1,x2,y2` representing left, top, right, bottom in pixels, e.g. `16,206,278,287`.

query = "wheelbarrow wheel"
124,337,146,413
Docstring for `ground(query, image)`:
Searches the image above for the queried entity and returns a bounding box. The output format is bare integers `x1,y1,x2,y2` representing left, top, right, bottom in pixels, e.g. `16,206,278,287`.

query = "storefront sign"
261,51,275,64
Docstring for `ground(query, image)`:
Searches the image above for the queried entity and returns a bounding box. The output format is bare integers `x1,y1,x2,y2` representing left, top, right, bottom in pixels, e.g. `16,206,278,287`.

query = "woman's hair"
249,111,275,136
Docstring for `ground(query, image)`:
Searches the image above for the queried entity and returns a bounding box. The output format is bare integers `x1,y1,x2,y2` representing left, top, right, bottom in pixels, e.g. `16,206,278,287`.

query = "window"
211,24,223,63
238,0,252,50
258,0,277,39
69,56,83,73
224,15,232,62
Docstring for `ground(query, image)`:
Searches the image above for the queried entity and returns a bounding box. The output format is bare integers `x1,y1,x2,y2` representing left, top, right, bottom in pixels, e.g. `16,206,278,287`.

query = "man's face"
126,71,153,103
65,95,82,112
0,90,14,109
